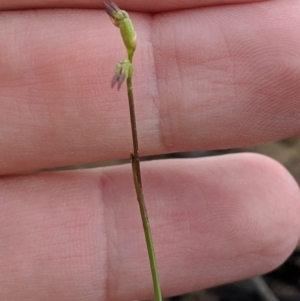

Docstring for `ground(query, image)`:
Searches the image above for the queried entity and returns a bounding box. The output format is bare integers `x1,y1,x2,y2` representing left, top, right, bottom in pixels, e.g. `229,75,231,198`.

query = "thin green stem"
103,2,162,298
127,68,163,301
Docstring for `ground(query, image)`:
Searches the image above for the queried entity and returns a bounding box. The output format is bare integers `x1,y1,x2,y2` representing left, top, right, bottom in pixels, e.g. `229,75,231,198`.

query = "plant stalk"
126,68,163,301
103,2,162,298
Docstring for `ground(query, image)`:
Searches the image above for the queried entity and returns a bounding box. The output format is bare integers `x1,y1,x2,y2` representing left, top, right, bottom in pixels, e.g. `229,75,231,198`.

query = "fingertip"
222,152,300,267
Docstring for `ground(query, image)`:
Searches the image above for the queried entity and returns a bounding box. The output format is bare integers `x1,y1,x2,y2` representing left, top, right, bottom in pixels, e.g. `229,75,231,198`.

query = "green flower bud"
104,0,137,60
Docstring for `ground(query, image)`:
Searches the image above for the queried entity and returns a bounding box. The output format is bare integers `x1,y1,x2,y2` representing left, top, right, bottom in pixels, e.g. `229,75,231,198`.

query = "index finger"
1,0,266,12
0,1,299,175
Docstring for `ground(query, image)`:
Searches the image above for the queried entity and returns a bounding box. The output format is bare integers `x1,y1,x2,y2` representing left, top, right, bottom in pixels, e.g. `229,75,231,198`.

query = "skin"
0,0,299,300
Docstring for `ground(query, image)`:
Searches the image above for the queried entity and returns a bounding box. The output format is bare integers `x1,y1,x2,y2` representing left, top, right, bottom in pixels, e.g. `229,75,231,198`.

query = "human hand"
0,0,299,300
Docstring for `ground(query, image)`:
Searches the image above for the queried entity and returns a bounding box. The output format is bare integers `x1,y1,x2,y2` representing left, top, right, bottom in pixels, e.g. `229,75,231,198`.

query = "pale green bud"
104,0,137,59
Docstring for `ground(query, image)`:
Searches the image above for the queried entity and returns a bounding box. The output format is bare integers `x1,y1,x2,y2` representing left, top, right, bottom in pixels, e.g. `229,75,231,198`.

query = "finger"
1,1,300,174
0,0,265,12
0,154,299,301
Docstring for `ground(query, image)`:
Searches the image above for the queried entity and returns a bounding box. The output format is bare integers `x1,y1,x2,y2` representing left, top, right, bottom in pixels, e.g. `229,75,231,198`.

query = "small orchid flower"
111,59,133,90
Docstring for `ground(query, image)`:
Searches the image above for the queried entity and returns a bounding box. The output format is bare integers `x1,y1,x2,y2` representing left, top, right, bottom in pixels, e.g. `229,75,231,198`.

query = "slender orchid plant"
103,1,163,301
